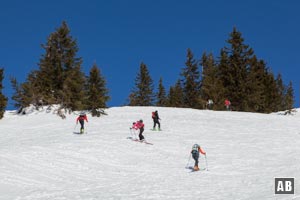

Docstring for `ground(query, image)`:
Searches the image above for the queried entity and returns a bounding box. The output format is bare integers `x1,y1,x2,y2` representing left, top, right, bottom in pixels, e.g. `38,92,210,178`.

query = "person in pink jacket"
133,119,145,141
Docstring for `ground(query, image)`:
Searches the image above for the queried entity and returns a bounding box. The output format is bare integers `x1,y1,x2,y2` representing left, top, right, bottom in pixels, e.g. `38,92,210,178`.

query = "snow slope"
0,106,299,200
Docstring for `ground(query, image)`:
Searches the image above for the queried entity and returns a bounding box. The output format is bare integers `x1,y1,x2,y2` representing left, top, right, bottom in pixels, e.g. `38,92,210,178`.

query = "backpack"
152,112,155,119
79,114,85,120
192,144,199,154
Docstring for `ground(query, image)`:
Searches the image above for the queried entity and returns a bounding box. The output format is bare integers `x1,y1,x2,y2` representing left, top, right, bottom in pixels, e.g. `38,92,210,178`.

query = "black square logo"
275,178,294,194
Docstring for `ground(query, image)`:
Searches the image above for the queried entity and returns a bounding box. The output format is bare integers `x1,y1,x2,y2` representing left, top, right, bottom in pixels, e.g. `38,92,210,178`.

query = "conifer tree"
245,57,267,112
10,74,37,110
0,68,8,119
156,77,167,106
181,48,201,108
36,21,85,111
200,52,224,110
128,62,154,106
220,27,254,111
167,80,184,107
275,74,286,111
86,64,110,116
284,81,294,110
263,70,279,113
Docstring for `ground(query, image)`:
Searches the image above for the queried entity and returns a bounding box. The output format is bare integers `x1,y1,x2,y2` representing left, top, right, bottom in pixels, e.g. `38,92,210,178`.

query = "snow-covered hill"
0,107,299,200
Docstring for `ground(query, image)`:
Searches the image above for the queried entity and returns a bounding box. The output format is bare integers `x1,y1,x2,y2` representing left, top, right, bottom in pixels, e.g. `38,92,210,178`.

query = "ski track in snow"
0,106,300,200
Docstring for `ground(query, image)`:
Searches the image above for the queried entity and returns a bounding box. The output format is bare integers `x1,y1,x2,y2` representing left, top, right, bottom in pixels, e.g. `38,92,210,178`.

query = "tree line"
0,22,295,119
129,28,294,113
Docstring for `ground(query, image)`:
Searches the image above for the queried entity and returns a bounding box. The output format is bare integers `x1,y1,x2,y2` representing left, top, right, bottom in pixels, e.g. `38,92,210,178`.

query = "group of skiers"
206,98,231,111
75,110,207,171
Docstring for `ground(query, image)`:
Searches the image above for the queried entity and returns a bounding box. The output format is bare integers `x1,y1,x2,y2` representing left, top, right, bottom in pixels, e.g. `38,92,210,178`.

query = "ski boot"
193,166,199,171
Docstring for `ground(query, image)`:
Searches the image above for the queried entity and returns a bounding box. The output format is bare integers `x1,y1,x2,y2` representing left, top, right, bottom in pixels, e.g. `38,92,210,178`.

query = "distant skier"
152,110,161,130
224,99,231,111
191,144,206,171
76,113,88,134
206,99,214,110
134,119,145,141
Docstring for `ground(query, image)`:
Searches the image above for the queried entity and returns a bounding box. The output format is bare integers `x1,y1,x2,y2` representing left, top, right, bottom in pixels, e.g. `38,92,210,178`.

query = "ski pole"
129,128,133,138
205,154,208,171
73,123,77,131
185,153,191,168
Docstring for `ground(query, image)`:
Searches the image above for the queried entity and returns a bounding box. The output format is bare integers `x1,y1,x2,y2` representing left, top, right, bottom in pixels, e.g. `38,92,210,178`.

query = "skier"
224,99,231,111
152,110,161,130
135,119,145,141
206,99,214,110
191,144,206,171
76,113,88,134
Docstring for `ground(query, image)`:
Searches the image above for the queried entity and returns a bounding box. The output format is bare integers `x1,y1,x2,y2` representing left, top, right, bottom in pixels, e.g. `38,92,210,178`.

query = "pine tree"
167,80,184,107
156,77,167,106
220,27,254,111
36,21,85,111
181,48,201,108
263,70,279,113
86,64,110,116
245,57,267,112
275,74,285,111
284,81,294,111
128,62,154,106
10,75,37,110
0,68,8,119
200,52,224,110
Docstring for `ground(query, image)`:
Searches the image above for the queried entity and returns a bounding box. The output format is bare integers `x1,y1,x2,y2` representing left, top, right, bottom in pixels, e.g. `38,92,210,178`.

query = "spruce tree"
167,80,184,107
245,57,268,112
275,74,286,111
200,52,224,110
284,81,294,111
156,77,167,106
181,48,201,108
128,62,154,106
220,27,254,111
0,68,8,119
10,75,36,110
263,70,279,113
86,64,110,116
36,21,85,111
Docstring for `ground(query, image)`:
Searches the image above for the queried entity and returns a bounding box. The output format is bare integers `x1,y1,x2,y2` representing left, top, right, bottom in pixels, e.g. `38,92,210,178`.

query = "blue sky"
1,0,299,109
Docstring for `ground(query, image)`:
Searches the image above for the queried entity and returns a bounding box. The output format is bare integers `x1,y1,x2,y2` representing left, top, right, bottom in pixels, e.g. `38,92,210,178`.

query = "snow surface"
0,106,300,200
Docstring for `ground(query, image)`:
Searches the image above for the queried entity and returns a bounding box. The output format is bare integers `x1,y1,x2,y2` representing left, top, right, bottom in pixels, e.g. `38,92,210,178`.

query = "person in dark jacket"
191,144,206,171
151,110,161,130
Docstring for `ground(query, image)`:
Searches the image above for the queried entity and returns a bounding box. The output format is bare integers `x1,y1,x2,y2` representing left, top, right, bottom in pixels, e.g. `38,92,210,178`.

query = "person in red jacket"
134,119,145,141
224,99,231,111
76,113,88,134
152,110,161,130
191,144,206,171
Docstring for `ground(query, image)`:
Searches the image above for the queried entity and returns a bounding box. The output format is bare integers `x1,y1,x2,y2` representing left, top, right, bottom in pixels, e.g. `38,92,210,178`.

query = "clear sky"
1,0,299,109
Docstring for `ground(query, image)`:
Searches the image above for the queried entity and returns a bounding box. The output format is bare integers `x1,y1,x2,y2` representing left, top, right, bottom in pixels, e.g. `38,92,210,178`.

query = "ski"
127,137,153,145
186,166,206,172
150,129,162,131
73,131,87,134
190,168,206,172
